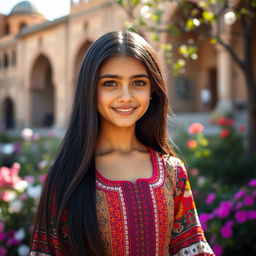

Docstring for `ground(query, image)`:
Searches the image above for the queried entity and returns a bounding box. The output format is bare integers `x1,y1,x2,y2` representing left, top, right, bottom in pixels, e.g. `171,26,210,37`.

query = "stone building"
0,0,253,130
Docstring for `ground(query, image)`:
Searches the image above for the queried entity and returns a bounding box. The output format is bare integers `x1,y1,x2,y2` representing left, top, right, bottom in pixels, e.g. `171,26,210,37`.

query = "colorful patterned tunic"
30,148,215,256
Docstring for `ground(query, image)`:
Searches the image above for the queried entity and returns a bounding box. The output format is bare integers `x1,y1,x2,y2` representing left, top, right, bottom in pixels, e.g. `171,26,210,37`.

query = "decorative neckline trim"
96,148,165,190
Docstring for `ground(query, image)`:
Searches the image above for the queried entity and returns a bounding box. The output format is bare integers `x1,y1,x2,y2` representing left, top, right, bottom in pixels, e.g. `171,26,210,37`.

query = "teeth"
114,108,134,112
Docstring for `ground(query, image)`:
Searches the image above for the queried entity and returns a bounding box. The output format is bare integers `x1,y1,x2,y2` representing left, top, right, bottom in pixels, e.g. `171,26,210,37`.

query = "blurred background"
0,0,255,255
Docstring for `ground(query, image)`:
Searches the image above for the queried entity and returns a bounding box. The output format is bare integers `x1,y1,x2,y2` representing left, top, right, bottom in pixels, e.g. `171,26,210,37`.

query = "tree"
114,0,256,160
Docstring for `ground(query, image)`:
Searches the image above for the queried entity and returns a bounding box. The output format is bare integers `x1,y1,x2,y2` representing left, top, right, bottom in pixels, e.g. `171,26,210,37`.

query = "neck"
96,121,145,155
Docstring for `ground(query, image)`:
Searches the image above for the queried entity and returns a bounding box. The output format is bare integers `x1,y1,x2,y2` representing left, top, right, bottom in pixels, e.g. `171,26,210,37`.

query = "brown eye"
102,81,117,87
132,80,146,87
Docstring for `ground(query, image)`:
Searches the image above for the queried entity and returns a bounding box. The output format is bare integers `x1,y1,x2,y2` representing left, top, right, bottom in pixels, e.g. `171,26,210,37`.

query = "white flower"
2,143,15,155
224,11,236,25
197,176,207,187
14,228,26,241
17,244,30,256
27,184,42,199
140,6,151,19
21,128,34,141
14,180,29,193
9,200,23,213
38,160,48,170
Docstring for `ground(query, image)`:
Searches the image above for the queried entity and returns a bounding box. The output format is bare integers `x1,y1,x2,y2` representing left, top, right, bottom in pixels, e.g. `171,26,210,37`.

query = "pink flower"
187,140,197,149
206,192,216,204
247,210,256,220
188,123,204,134
0,246,7,256
0,163,22,188
32,132,41,141
190,168,200,176
220,129,230,138
243,195,254,206
239,125,246,132
38,174,47,184
19,194,28,200
1,190,16,202
24,176,35,184
248,179,256,187
220,224,233,238
213,244,223,256
216,201,232,218
235,210,247,223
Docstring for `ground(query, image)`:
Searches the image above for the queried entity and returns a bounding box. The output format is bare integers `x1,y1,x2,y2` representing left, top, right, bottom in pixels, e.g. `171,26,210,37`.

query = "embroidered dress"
30,148,215,256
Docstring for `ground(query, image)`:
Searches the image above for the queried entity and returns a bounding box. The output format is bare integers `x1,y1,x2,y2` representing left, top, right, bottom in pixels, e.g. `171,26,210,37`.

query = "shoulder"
162,154,187,177
161,154,188,193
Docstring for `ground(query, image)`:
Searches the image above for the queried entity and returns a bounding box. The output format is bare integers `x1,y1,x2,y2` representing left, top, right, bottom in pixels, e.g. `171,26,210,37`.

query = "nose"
118,85,133,102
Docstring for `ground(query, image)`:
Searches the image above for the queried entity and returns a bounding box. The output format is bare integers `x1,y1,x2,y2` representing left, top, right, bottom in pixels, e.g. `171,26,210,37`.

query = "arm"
168,157,215,256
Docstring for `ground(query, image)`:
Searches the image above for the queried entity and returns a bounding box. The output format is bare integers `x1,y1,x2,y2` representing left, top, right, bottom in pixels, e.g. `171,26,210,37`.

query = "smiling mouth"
111,107,137,115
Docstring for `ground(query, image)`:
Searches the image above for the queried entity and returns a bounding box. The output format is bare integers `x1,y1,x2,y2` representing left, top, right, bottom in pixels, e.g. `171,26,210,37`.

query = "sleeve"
168,157,215,256
29,199,73,256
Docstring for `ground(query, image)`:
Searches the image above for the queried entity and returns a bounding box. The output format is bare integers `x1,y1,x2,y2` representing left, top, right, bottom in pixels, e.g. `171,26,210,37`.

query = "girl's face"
97,55,151,129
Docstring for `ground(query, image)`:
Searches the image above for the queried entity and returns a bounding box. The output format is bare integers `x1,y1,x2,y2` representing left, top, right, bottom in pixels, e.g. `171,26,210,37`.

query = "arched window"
3,53,9,69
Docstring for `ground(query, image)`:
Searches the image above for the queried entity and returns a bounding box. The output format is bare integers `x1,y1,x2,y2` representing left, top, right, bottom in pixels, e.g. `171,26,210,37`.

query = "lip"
111,106,138,115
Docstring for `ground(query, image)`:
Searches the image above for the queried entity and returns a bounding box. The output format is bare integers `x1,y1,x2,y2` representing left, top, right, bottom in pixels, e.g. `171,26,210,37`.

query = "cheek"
97,90,113,116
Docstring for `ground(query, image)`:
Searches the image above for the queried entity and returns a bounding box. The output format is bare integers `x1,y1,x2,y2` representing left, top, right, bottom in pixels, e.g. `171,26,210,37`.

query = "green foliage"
174,117,255,185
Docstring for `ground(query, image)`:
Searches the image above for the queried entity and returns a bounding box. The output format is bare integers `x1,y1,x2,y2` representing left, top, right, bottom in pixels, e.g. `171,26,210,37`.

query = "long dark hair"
29,31,176,255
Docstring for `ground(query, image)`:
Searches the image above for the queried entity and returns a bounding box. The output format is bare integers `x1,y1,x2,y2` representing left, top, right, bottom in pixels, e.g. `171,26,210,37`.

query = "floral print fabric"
30,148,215,256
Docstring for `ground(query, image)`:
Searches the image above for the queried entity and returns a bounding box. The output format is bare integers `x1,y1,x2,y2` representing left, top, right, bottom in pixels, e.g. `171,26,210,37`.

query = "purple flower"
253,191,256,197
235,210,247,223
0,233,6,242
0,247,7,256
220,224,233,238
226,220,234,227
247,210,256,220
210,234,217,244
216,201,232,218
248,179,256,187
235,201,243,210
199,213,212,230
213,244,223,256
243,195,254,206
6,237,20,247
206,192,216,204
233,189,246,200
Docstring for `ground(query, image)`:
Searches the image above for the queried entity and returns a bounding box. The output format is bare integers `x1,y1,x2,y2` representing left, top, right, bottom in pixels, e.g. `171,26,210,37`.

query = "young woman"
29,31,215,256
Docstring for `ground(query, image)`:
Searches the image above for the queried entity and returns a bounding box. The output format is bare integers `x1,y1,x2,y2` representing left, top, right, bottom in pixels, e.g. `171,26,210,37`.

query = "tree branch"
211,33,245,71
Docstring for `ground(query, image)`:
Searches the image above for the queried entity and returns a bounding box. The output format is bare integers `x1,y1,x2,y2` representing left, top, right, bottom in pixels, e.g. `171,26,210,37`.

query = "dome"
10,1,40,15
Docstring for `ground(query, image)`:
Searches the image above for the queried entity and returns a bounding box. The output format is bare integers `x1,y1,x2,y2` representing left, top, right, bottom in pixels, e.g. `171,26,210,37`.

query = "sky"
0,0,73,20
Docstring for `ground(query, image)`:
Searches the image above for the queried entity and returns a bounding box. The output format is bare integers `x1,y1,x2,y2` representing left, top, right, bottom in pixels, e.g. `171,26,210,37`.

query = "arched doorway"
30,54,54,127
73,41,92,87
3,98,15,129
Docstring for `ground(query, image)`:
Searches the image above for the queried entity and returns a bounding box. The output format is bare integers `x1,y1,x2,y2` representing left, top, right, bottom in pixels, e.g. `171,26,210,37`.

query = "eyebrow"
98,74,149,80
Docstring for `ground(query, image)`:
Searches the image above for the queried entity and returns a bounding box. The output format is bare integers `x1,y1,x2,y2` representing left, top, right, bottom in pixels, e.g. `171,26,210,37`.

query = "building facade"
0,0,254,130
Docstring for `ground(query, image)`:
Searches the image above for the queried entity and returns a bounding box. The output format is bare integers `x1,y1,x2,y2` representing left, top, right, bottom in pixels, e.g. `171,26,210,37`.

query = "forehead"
99,55,147,75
